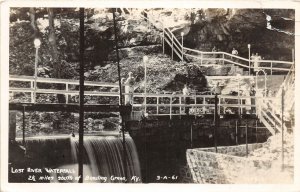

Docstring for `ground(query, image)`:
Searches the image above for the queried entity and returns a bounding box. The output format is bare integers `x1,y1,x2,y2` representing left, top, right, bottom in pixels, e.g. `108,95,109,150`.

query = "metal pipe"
78,7,85,183
113,8,128,181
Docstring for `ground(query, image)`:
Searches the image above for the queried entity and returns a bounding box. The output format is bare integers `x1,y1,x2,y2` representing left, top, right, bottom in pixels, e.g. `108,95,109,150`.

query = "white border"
1,1,300,192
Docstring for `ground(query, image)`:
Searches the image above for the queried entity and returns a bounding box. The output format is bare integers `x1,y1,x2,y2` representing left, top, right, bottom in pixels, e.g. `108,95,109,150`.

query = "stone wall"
197,143,263,157
126,115,270,183
186,146,272,184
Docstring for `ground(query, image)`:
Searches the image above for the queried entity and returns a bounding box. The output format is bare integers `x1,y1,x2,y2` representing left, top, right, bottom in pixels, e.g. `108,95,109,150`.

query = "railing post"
179,96,182,115
194,95,196,115
255,120,258,143
203,96,206,114
218,96,221,114
201,53,203,65
169,96,172,119
22,106,26,145
235,120,238,145
157,96,159,115
214,94,218,153
66,83,69,104
190,124,193,148
271,62,273,75
31,81,34,103
171,35,174,60
222,53,224,65
223,98,226,114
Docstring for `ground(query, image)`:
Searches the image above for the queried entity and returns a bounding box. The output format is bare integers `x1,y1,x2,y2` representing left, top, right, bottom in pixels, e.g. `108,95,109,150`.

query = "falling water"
15,135,141,183
69,135,141,183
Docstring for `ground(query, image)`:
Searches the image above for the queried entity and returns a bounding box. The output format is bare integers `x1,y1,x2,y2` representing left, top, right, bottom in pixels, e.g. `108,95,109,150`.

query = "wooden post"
203,97,206,114
235,120,238,145
9,111,17,142
65,83,69,104
292,48,295,64
194,95,196,116
113,8,128,181
190,124,193,148
169,96,172,119
78,7,85,183
201,53,203,65
218,96,221,114
31,81,34,103
157,96,159,115
222,53,224,65
256,120,258,143
22,106,26,145
271,62,273,75
179,96,182,115
214,94,218,153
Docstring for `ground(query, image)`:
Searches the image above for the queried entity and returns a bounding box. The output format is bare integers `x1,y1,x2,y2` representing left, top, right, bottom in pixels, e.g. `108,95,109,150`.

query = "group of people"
216,46,263,75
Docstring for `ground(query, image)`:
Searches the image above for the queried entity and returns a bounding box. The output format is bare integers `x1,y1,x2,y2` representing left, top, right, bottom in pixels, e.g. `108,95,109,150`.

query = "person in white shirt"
231,48,238,62
124,72,135,105
253,53,262,73
232,48,238,56
182,84,190,115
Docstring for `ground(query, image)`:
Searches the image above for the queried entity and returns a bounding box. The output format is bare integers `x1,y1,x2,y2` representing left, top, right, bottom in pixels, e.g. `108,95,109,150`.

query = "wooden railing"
128,9,294,74
9,75,120,104
256,65,295,135
9,76,258,115
131,93,259,117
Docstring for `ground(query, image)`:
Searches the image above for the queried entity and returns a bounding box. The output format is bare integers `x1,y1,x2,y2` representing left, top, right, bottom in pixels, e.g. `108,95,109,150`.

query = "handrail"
133,9,294,73
9,75,119,87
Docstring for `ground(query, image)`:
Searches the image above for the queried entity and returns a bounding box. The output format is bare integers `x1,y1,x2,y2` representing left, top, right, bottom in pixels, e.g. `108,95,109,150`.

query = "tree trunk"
48,8,65,103
29,8,39,37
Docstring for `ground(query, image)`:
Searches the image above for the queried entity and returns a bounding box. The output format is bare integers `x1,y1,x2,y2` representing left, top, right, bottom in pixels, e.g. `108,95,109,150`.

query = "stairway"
121,9,295,134
256,65,294,135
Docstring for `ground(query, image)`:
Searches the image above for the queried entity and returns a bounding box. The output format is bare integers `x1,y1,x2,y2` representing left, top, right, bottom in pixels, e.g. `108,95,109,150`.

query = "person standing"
250,53,256,75
183,84,190,115
124,72,135,105
250,85,256,114
253,53,261,73
213,82,222,95
231,48,238,62
232,48,238,56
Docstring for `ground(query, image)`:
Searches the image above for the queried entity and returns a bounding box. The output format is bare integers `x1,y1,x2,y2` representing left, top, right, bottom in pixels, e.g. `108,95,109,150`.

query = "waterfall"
15,135,141,183
68,135,141,183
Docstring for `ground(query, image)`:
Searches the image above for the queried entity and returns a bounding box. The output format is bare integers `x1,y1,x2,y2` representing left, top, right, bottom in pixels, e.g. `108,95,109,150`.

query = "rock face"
167,8,294,61
9,8,294,78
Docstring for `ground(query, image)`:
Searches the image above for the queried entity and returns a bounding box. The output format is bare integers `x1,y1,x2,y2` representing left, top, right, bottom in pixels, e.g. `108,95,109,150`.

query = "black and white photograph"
0,1,299,191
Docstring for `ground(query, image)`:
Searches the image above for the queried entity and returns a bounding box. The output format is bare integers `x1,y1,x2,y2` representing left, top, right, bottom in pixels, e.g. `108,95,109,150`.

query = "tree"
47,8,66,103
